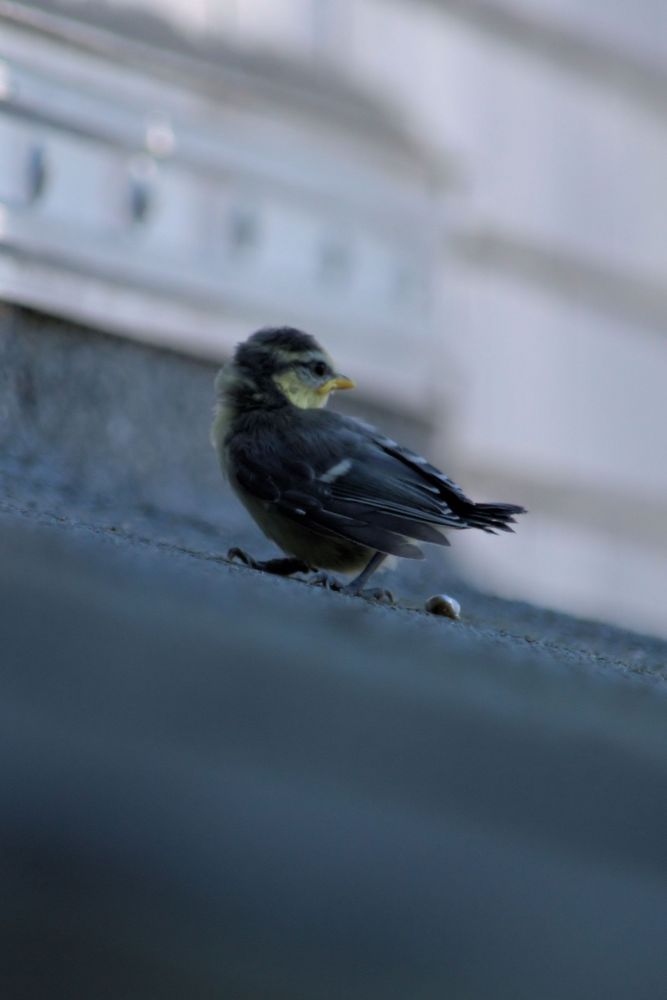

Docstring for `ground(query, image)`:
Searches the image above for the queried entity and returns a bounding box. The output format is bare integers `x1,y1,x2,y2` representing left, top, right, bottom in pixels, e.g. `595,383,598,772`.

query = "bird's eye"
312,361,327,377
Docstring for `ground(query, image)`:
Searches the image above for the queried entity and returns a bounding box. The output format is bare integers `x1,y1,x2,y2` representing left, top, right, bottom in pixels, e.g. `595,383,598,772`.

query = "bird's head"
219,326,355,412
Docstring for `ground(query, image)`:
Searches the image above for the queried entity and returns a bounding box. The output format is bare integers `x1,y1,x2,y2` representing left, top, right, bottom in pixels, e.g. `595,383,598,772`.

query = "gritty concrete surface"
2,305,667,998
2,304,665,687
2,481,666,689
3,501,667,1000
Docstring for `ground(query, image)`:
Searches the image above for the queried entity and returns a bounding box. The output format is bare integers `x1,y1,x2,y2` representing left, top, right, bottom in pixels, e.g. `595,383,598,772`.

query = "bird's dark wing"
230,434,425,559
228,411,524,560
361,425,527,533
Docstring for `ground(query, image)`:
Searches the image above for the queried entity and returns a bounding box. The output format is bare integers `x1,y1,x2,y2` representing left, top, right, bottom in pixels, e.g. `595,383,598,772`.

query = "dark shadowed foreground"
2,306,667,998
2,508,667,1000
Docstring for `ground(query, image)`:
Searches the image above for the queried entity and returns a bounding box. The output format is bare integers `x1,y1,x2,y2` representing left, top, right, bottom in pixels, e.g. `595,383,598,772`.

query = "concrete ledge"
2,496,667,999
2,303,666,677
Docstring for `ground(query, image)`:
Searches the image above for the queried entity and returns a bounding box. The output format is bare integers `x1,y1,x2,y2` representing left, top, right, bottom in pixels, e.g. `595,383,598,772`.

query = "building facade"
2,0,666,634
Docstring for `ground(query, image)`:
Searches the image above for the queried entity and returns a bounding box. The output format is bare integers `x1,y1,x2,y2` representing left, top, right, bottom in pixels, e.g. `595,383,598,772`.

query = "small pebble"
425,594,461,620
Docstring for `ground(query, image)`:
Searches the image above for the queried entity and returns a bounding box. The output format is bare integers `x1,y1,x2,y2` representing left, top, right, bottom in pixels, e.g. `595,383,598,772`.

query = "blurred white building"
2,0,666,635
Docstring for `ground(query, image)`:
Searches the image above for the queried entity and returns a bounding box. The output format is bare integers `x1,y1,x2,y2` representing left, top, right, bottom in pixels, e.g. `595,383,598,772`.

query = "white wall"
18,0,667,633
332,0,667,633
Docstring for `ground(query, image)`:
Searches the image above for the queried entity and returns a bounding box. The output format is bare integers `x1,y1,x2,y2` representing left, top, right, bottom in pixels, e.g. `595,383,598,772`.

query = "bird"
212,326,526,600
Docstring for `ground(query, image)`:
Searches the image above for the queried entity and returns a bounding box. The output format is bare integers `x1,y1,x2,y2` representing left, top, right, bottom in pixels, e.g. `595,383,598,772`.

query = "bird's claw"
229,551,394,604
227,549,312,577
227,546,258,569
310,573,394,605
354,586,395,605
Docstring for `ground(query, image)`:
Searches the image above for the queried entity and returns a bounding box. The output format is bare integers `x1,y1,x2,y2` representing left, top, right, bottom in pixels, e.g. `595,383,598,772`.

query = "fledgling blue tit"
212,326,526,600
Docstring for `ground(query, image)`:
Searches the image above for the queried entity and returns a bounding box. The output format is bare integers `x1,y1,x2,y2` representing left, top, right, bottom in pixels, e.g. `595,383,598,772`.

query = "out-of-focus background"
3,7,667,999
3,0,666,636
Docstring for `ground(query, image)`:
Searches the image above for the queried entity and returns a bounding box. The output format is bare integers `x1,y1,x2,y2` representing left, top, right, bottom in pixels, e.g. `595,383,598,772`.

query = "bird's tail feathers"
462,501,527,534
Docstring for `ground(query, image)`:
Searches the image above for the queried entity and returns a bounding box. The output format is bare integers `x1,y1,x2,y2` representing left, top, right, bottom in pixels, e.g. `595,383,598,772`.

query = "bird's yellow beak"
317,374,356,395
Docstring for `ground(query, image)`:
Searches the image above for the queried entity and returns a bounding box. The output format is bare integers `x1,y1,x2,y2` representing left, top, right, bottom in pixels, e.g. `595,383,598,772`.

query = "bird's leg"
227,548,311,577
310,554,393,603
342,553,394,603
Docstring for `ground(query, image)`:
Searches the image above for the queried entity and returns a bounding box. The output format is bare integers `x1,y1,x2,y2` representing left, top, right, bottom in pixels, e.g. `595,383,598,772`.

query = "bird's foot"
227,547,260,569
310,572,394,604
346,585,395,605
227,548,311,577
309,571,345,592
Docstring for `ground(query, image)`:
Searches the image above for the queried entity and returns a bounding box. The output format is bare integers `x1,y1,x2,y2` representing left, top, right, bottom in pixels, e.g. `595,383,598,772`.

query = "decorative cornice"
1,0,426,161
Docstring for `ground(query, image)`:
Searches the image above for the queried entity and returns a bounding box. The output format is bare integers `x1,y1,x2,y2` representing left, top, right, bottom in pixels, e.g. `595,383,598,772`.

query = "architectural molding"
0,1,441,418
2,0,425,160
